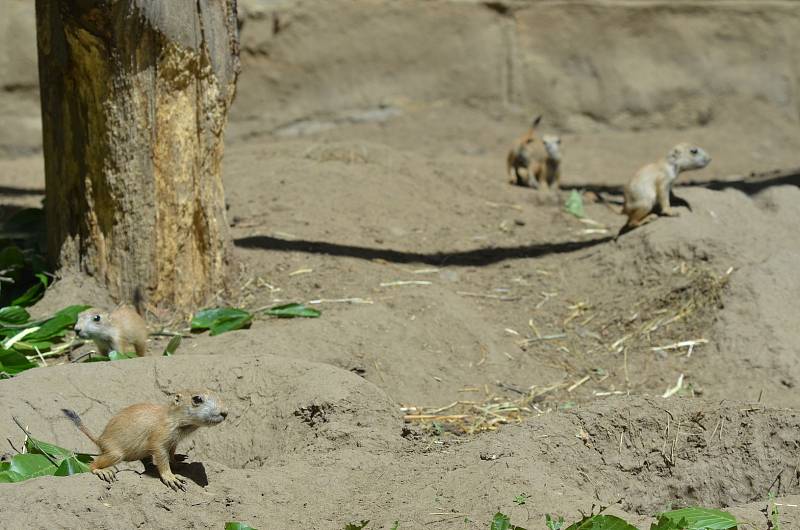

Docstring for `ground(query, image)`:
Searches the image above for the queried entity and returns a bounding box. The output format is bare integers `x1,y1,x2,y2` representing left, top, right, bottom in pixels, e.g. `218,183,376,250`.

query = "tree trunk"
35,0,239,312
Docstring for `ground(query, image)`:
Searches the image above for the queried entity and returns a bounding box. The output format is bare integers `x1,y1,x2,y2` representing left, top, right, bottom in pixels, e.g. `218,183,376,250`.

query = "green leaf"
656,508,737,530
0,469,26,483
25,435,93,464
25,305,89,341
514,493,528,506
564,189,586,219
25,315,71,341
650,517,684,530
108,350,137,361
0,306,30,325
224,524,258,530
191,307,253,336
210,314,253,336
0,453,57,481
191,307,250,329
546,515,566,530
390,522,399,530
344,522,369,530
0,246,25,270
263,303,321,319
10,272,48,307
491,512,526,530
54,456,92,476
163,335,181,356
565,515,638,530
0,348,38,375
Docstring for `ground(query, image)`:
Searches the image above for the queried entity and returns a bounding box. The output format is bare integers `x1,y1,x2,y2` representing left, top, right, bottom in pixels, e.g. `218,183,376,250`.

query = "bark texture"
35,0,239,311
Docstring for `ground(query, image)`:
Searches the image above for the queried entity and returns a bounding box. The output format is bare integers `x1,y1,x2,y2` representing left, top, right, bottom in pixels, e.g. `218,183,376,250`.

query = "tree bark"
35,0,239,312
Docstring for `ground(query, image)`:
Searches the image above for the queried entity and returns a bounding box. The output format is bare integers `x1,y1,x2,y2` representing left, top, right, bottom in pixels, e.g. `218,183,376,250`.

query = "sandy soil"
1,1,800,529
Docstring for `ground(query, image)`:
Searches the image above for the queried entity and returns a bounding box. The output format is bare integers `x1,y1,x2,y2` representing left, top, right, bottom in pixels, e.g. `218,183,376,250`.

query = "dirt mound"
2,357,799,529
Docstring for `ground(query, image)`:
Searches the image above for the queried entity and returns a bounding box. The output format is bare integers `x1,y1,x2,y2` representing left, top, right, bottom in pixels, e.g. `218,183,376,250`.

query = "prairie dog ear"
173,393,182,405
667,147,681,163
531,115,542,128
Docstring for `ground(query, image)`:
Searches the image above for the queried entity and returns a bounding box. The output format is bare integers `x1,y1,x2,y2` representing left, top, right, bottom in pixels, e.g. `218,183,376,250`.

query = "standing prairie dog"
621,143,711,233
531,134,562,191
63,390,228,491
506,116,562,190
507,115,541,187
74,305,148,356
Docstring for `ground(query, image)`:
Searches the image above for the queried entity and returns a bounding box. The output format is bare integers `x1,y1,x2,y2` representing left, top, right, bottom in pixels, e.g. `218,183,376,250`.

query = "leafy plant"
564,189,586,219
491,512,526,530
109,350,138,360
542,507,738,530
652,508,737,530
343,521,370,530
262,303,321,319
564,514,638,530
163,335,181,356
0,244,49,308
767,492,781,530
192,302,322,337
191,307,254,336
224,523,257,530
0,306,30,326
0,420,92,483
514,493,529,506
0,349,37,377
0,304,90,377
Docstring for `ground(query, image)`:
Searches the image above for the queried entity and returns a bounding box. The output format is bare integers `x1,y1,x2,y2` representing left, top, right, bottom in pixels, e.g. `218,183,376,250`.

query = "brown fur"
530,136,562,191
74,305,149,356
619,143,711,236
506,116,562,190
506,115,541,187
63,390,228,491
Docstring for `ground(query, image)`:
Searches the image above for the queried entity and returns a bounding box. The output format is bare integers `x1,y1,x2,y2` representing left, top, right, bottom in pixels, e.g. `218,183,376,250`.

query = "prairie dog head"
74,308,113,340
542,135,562,161
171,389,228,426
667,143,711,171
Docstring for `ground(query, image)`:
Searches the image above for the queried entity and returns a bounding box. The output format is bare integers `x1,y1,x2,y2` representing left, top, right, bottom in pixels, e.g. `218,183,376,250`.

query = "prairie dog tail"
62,409,101,447
132,285,145,317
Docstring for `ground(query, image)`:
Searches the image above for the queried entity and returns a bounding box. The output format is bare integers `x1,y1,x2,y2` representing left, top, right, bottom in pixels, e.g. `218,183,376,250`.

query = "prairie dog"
74,305,148,356
507,115,541,187
533,134,562,191
621,143,711,233
63,390,228,491
506,116,562,190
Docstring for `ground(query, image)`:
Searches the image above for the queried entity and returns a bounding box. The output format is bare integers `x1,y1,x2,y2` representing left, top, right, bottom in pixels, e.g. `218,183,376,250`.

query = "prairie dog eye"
689,148,698,155
192,395,204,405
92,314,101,322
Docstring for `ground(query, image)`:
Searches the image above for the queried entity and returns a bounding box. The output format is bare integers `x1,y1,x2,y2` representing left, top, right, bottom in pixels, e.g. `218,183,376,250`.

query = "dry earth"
1,1,800,528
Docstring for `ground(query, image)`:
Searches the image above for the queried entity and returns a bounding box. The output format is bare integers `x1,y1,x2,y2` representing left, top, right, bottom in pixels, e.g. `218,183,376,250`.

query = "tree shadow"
563,168,800,198
561,183,623,195
234,234,614,266
0,185,45,196
678,168,800,195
